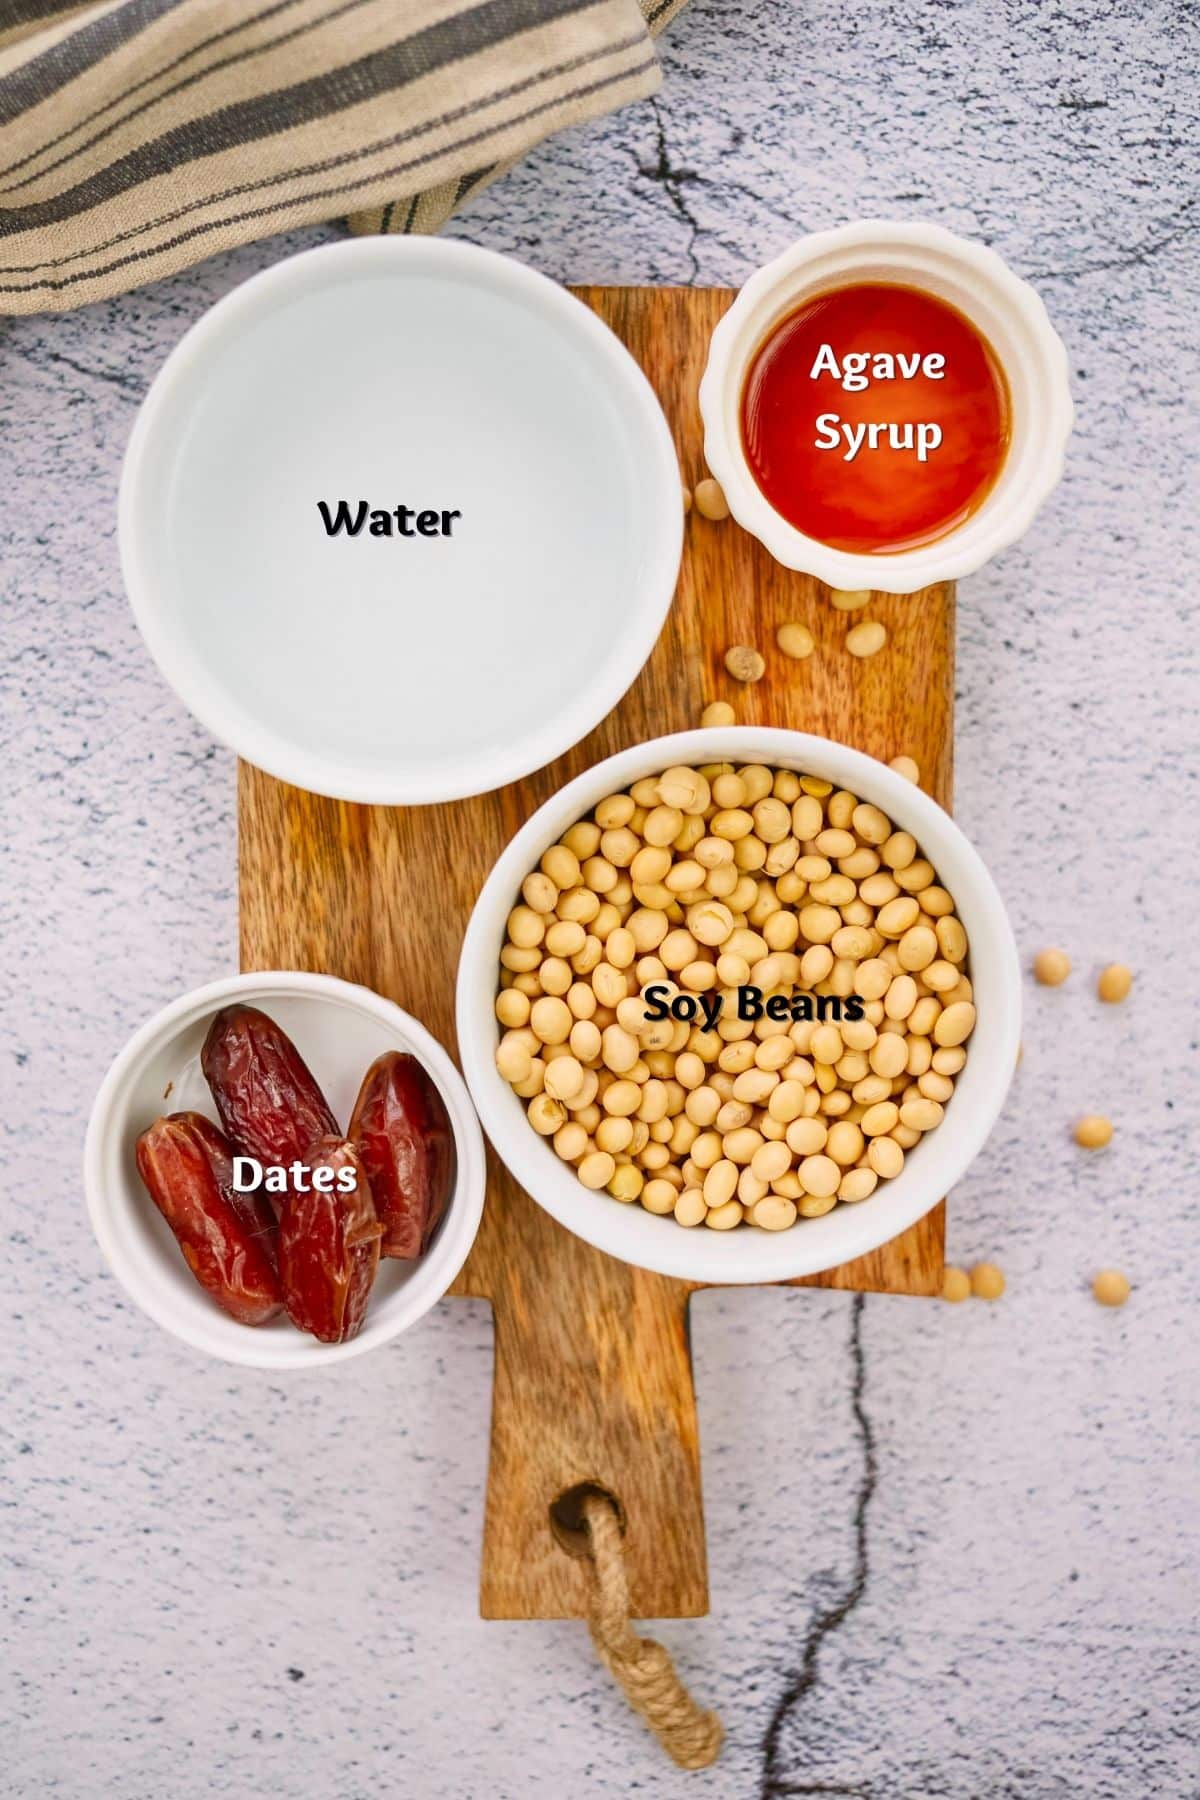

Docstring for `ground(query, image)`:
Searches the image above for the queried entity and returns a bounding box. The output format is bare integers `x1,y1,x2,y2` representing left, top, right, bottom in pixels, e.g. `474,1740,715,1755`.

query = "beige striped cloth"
0,0,685,314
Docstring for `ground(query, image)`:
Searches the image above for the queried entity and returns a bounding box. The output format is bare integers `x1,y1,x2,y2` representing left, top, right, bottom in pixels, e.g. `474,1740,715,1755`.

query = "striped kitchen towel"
0,0,685,314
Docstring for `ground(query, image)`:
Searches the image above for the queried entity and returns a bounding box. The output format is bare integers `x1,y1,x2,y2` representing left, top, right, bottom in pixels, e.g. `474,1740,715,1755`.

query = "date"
277,1137,382,1343
202,1005,338,1173
349,1052,455,1259
136,1113,282,1325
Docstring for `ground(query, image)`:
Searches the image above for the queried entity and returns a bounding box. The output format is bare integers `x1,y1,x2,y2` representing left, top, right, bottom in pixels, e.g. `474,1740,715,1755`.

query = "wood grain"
239,286,953,1621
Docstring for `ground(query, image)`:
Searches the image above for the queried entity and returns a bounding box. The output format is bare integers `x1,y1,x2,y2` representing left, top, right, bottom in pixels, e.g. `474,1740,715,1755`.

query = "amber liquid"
740,282,1011,555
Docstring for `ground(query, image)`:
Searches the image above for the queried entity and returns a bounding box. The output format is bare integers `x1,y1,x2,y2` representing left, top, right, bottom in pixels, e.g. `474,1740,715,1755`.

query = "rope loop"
577,1491,723,1770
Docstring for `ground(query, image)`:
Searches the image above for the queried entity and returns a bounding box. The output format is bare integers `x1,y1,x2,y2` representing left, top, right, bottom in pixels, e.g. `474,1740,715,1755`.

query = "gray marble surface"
3,0,1198,1794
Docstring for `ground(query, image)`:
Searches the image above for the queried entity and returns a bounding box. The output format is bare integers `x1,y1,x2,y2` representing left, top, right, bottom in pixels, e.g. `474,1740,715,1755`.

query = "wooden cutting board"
239,287,952,1622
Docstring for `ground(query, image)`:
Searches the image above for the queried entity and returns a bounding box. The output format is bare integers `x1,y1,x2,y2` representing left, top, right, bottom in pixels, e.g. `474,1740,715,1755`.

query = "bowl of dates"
85,972,485,1367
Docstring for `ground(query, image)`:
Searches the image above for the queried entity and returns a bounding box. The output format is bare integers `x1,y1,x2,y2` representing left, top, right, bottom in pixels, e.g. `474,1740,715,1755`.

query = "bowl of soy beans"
456,728,1021,1284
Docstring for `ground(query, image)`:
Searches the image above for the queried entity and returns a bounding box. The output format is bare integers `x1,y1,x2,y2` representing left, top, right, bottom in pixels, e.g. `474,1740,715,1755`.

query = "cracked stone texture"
2,0,1198,1794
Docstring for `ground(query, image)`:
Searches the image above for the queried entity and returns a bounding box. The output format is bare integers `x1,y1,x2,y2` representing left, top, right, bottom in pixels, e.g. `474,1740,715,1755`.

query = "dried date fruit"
202,1005,338,1173
349,1052,455,1259
277,1137,382,1343
135,1112,282,1326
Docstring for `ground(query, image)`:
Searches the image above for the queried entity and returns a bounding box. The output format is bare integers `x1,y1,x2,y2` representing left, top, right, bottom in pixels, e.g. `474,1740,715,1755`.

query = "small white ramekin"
456,728,1021,1285
699,221,1073,593
84,972,485,1368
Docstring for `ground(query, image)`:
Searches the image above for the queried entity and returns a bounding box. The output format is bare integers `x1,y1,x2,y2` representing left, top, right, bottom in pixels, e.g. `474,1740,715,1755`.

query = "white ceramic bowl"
457,728,1020,1284
85,972,485,1367
119,237,683,804
699,221,1073,593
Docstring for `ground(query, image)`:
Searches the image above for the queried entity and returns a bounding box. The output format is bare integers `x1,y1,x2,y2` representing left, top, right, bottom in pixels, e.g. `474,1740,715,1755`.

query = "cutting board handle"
456,1169,710,1621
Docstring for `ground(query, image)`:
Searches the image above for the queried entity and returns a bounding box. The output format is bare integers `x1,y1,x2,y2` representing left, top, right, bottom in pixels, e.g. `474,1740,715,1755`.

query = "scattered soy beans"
941,1266,971,1303
828,588,871,611
495,760,973,1235
693,477,729,520
776,622,814,660
1074,1114,1113,1149
725,644,765,683
1092,1269,1131,1307
1033,947,1071,986
701,700,736,727
970,1262,1005,1300
1097,963,1132,1004
846,620,887,658
889,756,920,784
